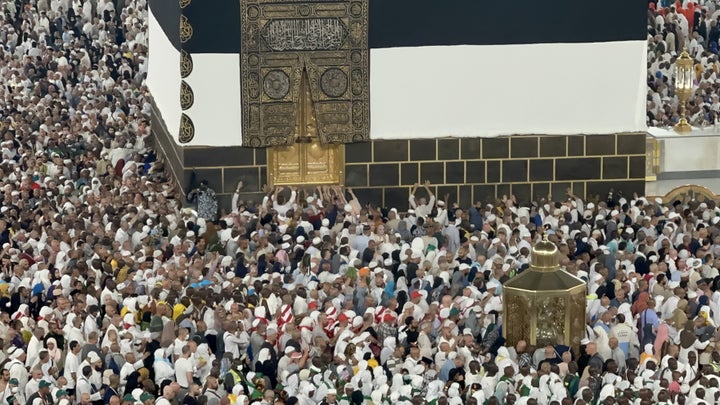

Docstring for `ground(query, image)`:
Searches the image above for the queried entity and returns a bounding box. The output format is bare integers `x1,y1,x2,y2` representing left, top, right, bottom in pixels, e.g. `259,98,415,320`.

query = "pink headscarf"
275,249,289,267
655,322,670,358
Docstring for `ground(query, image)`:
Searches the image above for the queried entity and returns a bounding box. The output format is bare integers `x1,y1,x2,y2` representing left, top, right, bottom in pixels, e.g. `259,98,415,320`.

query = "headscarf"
277,304,294,331
670,299,689,328
46,338,61,362
397,221,411,242
425,380,445,401
153,349,171,365
655,322,670,358
12,304,28,320
694,295,710,319
639,343,655,369
495,346,517,373
0,283,9,298
680,320,698,348
275,249,289,267
632,292,650,316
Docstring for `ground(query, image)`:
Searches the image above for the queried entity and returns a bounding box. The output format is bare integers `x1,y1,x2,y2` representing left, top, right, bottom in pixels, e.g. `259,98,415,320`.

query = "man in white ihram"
408,180,436,218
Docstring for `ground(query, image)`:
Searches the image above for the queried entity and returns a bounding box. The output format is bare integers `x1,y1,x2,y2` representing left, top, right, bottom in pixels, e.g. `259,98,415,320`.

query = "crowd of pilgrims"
1,0,720,404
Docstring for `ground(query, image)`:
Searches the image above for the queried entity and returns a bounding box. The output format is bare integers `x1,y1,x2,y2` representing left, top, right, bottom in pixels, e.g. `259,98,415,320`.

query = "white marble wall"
648,128,720,173
661,137,720,172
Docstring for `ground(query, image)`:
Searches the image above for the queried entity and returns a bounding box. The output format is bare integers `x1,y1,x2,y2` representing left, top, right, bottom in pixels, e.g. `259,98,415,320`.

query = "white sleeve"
228,333,248,349
25,383,34,400
120,365,131,381
76,380,89,395
231,192,240,214
436,209,448,227
574,197,585,214
695,339,710,350
261,195,269,211
203,309,215,330
408,195,417,209
281,201,294,212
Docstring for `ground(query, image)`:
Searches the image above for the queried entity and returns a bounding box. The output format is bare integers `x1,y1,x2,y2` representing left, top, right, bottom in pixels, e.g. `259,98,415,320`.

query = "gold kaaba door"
267,142,344,186
267,66,345,186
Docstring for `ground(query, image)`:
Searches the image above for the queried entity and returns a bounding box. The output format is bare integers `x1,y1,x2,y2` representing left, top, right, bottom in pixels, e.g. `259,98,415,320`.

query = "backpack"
640,310,656,346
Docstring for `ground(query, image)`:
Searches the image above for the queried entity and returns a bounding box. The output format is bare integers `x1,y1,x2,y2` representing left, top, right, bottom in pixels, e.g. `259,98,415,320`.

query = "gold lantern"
502,236,586,353
673,49,694,134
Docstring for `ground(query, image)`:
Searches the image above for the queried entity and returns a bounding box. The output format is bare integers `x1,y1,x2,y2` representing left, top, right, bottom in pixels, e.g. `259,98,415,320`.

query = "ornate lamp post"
674,50,694,134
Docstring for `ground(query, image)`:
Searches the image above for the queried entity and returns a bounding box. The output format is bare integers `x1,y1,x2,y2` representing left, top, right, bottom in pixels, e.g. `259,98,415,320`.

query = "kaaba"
147,0,648,208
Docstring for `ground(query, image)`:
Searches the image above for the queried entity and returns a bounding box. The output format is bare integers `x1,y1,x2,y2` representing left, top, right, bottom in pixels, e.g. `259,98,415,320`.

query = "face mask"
11,387,18,394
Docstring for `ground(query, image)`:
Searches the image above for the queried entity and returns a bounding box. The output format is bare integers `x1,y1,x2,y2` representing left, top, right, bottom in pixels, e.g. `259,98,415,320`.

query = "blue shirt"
469,207,483,231
593,320,610,334
438,358,455,382
641,308,659,329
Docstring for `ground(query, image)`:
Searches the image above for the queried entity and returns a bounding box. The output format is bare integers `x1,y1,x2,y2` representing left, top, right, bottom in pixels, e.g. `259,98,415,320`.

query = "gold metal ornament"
180,81,194,110
240,0,370,147
265,65,346,186
654,184,720,205
180,50,193,78
179,0,191,8
645,136,660,181
266,141,345,186
179,114,195,144
502,235,587,354
295,66,316,144
180,15,193,43
674,49,694,134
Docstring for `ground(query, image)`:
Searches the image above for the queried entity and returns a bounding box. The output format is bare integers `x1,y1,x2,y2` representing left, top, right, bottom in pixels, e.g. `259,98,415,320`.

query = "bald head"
586,342,597,355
